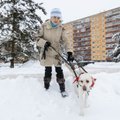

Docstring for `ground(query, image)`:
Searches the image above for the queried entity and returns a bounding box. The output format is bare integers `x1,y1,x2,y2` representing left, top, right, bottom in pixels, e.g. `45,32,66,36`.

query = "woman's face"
51,16,61,24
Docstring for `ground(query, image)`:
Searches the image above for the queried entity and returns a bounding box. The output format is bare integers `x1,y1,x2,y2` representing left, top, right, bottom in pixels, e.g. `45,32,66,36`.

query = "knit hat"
50,8,62,19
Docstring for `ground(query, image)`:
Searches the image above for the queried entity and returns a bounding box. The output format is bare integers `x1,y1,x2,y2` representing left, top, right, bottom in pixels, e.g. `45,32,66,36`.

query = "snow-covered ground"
0,60,120,120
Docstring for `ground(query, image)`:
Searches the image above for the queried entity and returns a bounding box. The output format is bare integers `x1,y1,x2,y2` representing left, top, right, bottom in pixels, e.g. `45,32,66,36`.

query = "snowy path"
0,74,41,80
0,61,120,120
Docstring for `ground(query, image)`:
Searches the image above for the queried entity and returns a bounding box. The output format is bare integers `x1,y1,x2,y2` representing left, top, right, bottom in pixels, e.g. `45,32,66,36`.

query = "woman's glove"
67,52,74,62
41,41,51,59
44,41,51,51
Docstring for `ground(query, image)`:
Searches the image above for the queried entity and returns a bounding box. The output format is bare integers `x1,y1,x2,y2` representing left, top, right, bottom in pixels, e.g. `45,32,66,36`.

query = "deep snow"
0,61,120,120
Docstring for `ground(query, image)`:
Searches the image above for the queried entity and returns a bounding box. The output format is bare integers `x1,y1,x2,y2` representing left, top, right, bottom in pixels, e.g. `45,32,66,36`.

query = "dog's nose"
83,85,87,91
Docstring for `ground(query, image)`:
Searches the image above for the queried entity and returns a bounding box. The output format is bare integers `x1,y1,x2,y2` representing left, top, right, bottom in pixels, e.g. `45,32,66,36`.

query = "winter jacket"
36,20,73,66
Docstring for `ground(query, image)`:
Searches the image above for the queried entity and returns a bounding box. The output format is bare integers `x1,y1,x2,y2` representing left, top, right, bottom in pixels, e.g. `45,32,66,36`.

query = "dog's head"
78,73,95,91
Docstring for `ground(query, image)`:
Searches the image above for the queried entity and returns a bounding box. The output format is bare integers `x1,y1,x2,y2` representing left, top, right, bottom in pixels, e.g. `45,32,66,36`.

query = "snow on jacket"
36,20,73,66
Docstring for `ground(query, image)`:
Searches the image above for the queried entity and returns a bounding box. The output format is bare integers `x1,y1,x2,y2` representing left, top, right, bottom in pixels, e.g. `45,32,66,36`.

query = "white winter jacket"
37,20,73,66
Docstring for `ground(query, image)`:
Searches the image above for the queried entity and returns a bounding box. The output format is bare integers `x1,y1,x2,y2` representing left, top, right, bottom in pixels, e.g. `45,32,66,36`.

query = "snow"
0,60,120,120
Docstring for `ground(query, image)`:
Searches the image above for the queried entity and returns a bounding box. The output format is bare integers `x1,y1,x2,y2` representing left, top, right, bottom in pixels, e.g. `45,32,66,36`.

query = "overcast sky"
34,0,120,23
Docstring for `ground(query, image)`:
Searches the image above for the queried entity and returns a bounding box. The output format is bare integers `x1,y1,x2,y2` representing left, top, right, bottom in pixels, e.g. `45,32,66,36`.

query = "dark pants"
44,66,65,92
44,66,64,81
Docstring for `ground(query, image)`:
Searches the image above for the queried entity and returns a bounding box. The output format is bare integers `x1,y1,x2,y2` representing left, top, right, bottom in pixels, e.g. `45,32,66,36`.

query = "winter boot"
44,67,52,90
44,77,51,90
61,91,68,98
57,78,68,97
59,82,65,92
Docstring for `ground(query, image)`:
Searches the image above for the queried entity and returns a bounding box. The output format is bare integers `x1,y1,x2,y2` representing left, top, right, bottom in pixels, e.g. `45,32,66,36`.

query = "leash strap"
74,58,88,73
41,47,46,59
50,46,78,78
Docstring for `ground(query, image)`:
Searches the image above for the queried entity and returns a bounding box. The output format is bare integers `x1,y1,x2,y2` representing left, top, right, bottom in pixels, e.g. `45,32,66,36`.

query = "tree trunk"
10,0,16,68
10,40,15,68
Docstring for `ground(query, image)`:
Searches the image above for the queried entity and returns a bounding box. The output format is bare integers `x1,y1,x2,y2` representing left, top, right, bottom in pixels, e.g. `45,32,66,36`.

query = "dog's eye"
80,80,83,83
86,80,89,83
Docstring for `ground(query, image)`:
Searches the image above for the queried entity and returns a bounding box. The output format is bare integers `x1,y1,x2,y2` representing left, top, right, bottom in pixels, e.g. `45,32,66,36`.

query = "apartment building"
105,7,120,58
73,18,91,60
64,7,120,61
64,23,74,52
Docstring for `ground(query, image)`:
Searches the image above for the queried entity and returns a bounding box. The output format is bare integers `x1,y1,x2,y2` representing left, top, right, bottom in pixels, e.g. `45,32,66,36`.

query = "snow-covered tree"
112,32,120,44
110,32,120,62
0,0,46,67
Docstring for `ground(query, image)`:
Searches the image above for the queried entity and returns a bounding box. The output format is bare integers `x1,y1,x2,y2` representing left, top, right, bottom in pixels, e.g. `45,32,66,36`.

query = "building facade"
64,7,120,61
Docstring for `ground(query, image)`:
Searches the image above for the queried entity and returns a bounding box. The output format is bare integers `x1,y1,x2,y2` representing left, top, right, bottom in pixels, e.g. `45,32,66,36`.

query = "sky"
0,61,120,120
34,0,120,23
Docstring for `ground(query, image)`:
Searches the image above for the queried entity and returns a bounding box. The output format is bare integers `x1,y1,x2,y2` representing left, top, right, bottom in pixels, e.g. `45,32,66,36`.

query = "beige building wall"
90,13,106,61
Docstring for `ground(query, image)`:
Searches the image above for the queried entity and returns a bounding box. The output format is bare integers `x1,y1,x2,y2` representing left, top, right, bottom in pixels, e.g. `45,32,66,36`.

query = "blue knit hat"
50,8,62,19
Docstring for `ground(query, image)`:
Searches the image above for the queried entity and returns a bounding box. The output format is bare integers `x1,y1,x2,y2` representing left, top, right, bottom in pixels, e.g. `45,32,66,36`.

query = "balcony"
106,26,120,32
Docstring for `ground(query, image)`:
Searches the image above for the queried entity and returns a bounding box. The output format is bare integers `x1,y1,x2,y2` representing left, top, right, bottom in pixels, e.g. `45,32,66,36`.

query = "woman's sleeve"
36,25,47,48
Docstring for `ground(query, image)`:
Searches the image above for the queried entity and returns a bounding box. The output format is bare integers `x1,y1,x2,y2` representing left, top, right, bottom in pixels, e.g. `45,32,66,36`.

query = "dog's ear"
91,77,96,81
90,77,96,88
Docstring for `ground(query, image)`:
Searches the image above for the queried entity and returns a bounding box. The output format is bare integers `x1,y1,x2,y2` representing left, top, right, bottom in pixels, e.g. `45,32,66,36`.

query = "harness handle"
50,46,78,78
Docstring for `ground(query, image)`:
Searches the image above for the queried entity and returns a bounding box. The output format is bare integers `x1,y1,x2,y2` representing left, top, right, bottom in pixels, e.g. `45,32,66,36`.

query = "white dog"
73,73,96,116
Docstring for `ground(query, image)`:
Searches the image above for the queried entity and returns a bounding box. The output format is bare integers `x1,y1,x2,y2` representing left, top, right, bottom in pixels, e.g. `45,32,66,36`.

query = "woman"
37,8,74,97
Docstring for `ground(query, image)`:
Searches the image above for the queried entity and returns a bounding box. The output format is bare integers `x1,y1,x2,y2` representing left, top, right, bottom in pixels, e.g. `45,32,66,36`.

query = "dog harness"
73,75,96,88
